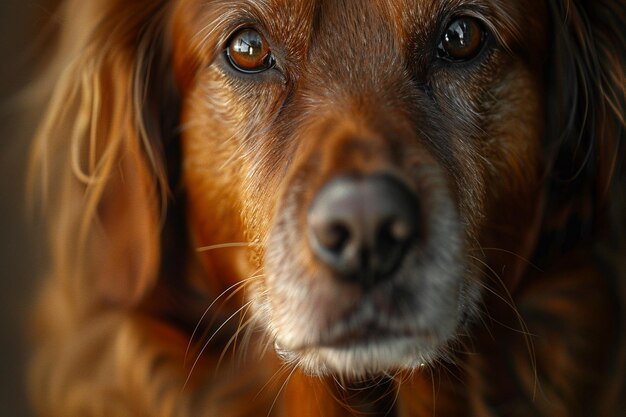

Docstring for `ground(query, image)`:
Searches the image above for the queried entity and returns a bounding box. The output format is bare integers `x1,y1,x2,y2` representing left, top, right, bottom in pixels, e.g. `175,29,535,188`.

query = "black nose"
308,175,419,287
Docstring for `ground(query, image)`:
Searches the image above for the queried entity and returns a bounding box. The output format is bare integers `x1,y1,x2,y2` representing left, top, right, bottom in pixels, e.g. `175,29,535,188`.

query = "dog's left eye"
225,29,276,74
437,17,486,62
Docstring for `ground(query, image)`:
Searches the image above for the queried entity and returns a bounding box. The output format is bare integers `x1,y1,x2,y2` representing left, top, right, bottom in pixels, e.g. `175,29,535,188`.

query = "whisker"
468,255,539,397
233,286,266,366
267,364,299,417
184,271,261,365
182,299,254,391
327,376,352,413
255,362,291,402
230,285,253,358
216,307,256,371
469,246,544,273
429,364,437,417
474,297,496,341
468,256,529,330
196,242,259,252
384,374,402,417
203,272,264,331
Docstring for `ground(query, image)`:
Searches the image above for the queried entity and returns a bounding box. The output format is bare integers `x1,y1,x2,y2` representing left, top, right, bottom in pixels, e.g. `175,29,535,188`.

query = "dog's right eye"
437,17,486,62
225,29,276,74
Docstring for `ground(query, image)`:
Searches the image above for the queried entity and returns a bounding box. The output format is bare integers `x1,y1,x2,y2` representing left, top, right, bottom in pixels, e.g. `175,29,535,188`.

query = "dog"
28,0,625,415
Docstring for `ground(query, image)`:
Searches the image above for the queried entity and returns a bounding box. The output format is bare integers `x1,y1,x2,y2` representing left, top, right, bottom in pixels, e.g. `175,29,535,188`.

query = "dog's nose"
308,175,419,287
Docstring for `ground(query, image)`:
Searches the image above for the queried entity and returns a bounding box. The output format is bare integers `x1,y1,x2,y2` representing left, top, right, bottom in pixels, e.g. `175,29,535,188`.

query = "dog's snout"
308,175,419,287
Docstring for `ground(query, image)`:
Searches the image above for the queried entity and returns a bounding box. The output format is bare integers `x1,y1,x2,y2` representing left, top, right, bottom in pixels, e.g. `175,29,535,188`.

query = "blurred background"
0,1,53,416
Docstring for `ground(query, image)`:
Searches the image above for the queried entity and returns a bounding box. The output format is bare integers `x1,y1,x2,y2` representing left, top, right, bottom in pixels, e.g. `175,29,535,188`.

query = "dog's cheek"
444,61,544,236
426,60,545,303
180,96,249,288
482,67,545,224
182,74,243,208
180,68,290,287
482,67,544,202
468,64,545,290
178,74,261,281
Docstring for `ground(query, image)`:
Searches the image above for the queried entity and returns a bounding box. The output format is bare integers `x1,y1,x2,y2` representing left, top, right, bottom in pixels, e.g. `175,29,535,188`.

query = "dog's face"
173,0,548,378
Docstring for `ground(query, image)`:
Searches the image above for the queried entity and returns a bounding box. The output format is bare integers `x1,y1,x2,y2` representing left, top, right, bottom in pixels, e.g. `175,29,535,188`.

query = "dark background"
0,1,53,416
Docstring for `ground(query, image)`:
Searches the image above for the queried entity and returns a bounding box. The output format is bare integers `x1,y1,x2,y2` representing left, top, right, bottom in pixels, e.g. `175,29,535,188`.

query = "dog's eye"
437,17,486,62
225,29,276,74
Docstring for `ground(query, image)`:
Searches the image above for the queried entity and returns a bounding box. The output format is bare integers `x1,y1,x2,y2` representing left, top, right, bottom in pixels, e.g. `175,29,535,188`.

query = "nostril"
314,221,351,254
390,218,413,242
377,218,413,247
374,218,415,278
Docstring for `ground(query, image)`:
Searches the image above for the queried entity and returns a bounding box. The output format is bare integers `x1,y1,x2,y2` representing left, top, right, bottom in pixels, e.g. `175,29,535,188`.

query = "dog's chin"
261,258,479,379
269,289,464,379
275,334,445,378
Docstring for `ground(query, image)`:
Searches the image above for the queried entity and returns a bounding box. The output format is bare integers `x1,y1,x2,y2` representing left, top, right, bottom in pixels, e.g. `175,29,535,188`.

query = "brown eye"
225,29,276,74
437,17,486,62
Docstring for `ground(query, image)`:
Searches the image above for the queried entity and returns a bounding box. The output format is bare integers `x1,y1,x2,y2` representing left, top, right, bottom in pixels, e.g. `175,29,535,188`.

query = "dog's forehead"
256,0,516,33
260,0,491,21
256,0,439,46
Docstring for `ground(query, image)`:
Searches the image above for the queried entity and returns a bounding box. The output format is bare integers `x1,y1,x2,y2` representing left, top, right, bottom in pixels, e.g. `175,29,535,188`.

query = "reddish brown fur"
29,0,625,416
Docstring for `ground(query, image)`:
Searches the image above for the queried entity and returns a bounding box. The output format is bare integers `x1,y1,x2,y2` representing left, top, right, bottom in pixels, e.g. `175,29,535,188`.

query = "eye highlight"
437,17,486,62
225,29,276,74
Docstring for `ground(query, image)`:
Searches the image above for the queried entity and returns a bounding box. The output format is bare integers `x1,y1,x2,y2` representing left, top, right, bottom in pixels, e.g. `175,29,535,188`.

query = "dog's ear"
30,0,177,308
542,0,625,255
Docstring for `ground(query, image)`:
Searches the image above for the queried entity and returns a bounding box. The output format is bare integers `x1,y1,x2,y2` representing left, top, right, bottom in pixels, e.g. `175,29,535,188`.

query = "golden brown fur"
29,0,625,416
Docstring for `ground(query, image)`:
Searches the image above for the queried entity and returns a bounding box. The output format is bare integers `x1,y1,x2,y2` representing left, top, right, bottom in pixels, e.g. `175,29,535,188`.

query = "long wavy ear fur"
545,0,626,411
542,0,625,254
29,0,176,310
